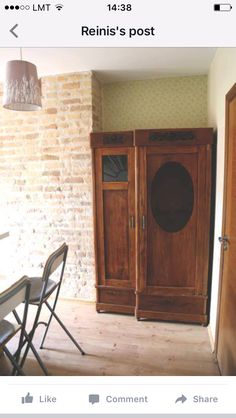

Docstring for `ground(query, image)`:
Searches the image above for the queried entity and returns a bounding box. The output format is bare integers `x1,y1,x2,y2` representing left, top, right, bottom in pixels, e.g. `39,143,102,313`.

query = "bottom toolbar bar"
0,378,236,415
2,416,236,418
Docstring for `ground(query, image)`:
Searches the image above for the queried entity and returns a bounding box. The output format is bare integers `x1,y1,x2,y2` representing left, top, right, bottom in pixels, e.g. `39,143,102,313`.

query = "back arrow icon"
175,394,187,404
10,24,18,38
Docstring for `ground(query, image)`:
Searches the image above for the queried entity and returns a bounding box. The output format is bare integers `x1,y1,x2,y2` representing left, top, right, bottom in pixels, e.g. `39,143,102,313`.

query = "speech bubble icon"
89,394,100,405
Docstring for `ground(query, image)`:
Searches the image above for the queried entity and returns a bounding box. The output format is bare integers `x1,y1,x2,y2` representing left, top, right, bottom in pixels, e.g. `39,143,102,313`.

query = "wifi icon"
55,4,63,10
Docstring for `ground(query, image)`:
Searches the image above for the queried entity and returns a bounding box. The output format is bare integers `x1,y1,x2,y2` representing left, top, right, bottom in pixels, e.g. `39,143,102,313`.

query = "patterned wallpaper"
103,75,207,131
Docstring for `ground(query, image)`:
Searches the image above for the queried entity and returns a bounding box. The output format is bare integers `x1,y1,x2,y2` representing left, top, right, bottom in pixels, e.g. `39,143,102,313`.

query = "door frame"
215,83,236,355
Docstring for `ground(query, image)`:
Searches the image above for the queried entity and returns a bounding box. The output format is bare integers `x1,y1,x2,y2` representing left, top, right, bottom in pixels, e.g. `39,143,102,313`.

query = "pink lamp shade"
3,60,42,111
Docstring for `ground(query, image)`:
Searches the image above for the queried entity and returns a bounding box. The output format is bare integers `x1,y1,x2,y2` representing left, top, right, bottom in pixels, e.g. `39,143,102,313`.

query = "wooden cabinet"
135,129,213,324
91,128,213,324
91,132,136,314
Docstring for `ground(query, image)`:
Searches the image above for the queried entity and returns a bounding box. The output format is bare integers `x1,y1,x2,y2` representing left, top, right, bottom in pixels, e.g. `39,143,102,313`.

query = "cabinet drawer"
98,288,135,307
136,294,208,324
138,294,206,315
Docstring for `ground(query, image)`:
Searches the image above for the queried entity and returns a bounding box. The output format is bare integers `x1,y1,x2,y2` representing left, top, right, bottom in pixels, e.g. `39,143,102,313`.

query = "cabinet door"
94,147,136,313
137,145,211,323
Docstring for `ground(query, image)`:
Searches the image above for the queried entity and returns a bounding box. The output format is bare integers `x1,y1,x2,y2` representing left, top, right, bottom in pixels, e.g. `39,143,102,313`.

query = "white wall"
208,48,236,346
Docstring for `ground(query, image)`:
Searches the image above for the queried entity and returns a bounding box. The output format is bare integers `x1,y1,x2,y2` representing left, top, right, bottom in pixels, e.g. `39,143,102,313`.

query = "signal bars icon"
55,4,63,11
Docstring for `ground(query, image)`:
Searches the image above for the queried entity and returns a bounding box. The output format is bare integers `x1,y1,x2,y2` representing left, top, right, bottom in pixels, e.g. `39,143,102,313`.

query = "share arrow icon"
175,394,187,404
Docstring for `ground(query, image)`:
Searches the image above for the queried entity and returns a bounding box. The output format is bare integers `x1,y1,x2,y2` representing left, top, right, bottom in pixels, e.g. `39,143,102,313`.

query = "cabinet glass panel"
151,161,194,233
102,155,128,182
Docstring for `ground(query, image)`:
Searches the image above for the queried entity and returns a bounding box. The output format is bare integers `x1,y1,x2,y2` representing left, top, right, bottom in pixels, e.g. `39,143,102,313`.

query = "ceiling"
0,48,217,83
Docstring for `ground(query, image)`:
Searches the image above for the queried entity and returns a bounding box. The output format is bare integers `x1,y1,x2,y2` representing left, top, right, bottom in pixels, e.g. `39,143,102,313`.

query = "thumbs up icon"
21,393,33,404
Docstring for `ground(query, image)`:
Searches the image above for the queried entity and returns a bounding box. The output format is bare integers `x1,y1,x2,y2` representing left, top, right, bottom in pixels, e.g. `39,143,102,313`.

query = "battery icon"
214,3,232,11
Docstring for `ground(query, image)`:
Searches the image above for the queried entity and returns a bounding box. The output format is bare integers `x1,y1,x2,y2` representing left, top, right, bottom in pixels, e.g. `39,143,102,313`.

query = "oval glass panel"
151,161,194,233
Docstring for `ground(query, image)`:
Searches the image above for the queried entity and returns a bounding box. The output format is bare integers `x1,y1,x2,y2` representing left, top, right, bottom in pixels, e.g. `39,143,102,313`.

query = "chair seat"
28,277,58,303
0,320,20,346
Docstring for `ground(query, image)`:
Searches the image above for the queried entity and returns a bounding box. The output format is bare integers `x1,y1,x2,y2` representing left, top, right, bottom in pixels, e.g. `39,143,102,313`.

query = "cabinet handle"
218,235,229,251
142,215,146,230
129,216,135,229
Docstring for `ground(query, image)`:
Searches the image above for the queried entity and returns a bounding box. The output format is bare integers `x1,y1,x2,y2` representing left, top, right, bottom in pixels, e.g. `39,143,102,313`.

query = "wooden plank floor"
0,299,219,376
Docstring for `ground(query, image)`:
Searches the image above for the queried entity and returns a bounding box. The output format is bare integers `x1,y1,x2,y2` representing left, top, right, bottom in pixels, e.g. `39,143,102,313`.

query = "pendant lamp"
3,49,42,111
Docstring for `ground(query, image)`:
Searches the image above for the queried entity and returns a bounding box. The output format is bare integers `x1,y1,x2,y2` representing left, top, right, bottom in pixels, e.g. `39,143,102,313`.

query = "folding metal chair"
19,243,85,370
0,276,30,376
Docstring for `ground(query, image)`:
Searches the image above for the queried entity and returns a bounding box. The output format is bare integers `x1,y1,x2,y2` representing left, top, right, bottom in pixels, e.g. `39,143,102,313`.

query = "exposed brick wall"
0,71,103,300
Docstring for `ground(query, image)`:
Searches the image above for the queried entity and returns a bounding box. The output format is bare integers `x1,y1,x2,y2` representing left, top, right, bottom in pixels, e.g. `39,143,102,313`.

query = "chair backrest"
0,277,30,321
42,243,68,283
